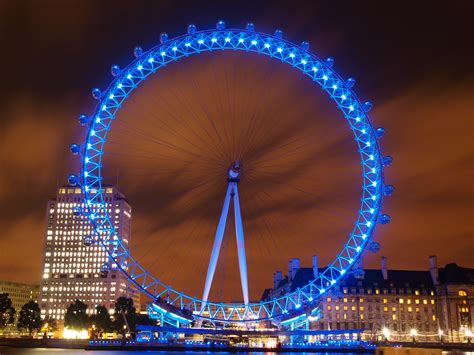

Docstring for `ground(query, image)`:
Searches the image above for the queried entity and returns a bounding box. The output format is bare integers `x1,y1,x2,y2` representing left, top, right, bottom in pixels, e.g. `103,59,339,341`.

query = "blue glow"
80,26,388,325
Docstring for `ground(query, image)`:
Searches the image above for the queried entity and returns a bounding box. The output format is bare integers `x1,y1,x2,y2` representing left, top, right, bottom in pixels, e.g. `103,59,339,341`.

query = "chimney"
312,255,319,278
291,258,300,280
273,271,282,289
288,260,293,280
429,255,439,286
381,256,388,280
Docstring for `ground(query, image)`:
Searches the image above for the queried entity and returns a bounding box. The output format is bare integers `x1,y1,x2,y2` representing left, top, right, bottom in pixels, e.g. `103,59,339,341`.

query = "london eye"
69,21,392,326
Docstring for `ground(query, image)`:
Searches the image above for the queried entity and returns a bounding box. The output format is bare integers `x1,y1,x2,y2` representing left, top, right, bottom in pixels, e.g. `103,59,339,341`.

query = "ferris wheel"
69,20,393,326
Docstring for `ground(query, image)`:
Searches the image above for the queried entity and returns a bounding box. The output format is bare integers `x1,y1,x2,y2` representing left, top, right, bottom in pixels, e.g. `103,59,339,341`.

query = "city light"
382,327,390,340
63,328,88,339
410,328,418,337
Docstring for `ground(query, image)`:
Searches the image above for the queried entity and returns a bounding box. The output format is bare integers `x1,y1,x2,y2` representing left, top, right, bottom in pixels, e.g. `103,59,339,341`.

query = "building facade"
265,256,473,342
0,281,39,334
39,185,139,323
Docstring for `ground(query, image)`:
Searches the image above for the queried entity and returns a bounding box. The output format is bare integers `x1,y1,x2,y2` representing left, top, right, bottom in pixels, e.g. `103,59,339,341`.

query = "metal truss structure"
71,20,392,325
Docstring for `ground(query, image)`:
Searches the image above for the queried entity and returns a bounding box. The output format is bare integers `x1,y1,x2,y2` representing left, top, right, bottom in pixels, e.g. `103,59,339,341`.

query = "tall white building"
39,185,139,322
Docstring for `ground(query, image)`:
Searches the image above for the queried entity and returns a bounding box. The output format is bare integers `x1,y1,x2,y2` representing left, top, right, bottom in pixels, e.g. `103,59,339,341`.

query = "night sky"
0,1,473,302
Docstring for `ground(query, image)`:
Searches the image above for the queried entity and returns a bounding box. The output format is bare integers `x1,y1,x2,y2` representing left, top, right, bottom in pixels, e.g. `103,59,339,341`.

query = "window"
383,298,388,304
458,290,468,297
399,299,404,304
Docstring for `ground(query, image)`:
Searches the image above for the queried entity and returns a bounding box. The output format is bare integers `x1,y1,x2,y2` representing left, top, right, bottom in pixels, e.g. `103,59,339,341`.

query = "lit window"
383,298,388,304
392,314,396,320
408,306,412,312
383,306,388,312
458,290,468,297
399,299,404,304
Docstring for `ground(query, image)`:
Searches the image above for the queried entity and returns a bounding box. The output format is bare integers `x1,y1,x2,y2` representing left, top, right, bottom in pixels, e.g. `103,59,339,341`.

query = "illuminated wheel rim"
77,22,390,323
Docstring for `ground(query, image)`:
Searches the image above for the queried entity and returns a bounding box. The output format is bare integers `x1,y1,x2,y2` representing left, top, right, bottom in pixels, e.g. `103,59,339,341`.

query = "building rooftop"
439,263,474,284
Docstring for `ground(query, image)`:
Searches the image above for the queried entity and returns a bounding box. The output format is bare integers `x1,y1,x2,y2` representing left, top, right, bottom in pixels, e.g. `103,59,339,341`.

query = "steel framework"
71,21,392,324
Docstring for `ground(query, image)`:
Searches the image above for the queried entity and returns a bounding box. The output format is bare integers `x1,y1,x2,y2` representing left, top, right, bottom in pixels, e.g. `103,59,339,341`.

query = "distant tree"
17,301,42,336
114,297,136,334
91,305,112,337
64,299,89,330
0,293,16,328
41,316,58,336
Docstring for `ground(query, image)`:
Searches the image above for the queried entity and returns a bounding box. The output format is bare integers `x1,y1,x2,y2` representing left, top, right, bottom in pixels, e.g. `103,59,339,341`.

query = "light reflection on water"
0,349,373,355
0,350,473,355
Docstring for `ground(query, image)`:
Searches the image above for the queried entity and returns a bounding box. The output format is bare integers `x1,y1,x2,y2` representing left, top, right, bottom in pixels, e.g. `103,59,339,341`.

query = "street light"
438,329,444,343
465,329,473,343
410,328,417,343
382,327,390,341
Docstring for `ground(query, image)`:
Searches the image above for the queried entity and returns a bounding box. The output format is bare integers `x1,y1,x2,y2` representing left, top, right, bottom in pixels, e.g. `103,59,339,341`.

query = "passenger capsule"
133,46,143,58
246,22,255,31
216,20,225,30
68,174,78,186
382,155,393,166
376,127,385,138
101,263,110,272
159,33,169,44
73,206,82,216
383,184,395,196
379,214,391,224
111,65,121,77
187,24,197,34
346,77,356,88
91,88,102,100
369,241,381,253
83,236,93,247
78,114,89,126
70,143,81,155
363,101,373,112
274,29,283,38
300,41,310,51
325,57,334,68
